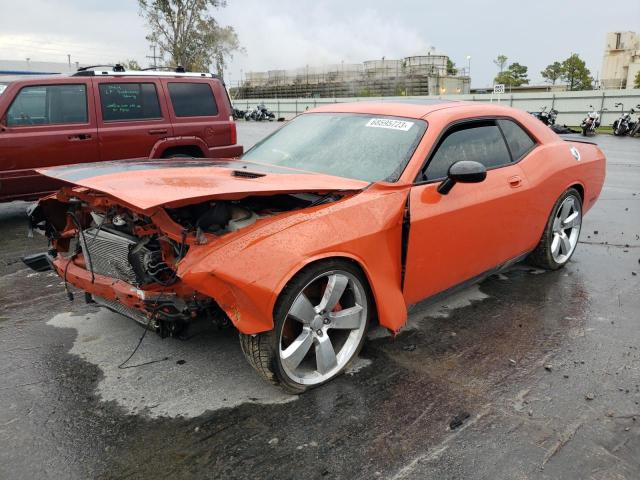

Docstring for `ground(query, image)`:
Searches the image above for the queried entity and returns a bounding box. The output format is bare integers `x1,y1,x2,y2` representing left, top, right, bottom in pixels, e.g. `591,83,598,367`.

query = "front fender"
177,185,410,334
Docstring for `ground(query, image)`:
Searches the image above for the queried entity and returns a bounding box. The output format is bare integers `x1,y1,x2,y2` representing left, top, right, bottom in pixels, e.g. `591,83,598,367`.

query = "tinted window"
168,82,218,117
424,123,511,180
243,113,427,182
498,119,535,160
7,84,87,127
99,83,161,121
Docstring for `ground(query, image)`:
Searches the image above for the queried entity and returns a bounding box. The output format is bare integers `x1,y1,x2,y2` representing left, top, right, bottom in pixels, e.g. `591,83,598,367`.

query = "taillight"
229,116,237,145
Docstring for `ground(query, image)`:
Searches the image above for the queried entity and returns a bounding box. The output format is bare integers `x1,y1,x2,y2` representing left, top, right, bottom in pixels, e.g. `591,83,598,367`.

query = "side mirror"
437,160,487,195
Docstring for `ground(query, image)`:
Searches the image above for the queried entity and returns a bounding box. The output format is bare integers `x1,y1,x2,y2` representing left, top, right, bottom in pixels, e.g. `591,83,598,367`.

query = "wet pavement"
0,128,639,479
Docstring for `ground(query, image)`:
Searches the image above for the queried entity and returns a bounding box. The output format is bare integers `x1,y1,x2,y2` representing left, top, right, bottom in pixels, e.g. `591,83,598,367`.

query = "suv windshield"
242,113,427,182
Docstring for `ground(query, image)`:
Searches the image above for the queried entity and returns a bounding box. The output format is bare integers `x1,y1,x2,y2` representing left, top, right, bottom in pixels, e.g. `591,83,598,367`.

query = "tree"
446,58,458,76
560,54,592,91
493,54,508,74
635,71,640,89
541,61,563,85
138,0,242,76
494,62,529,87
119,59,142,70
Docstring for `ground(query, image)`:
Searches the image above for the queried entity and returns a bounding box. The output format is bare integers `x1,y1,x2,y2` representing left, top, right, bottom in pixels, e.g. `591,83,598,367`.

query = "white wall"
234,89,640,126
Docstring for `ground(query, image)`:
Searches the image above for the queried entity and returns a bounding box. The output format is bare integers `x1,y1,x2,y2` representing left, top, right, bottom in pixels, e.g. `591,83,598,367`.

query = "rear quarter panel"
518,138,606,249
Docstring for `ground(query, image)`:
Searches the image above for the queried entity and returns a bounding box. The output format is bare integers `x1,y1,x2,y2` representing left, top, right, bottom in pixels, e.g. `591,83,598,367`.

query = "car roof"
309,99,472,119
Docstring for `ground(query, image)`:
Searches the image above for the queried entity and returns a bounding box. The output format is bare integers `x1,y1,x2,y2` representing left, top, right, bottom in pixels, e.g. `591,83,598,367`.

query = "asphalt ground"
0,124,639,479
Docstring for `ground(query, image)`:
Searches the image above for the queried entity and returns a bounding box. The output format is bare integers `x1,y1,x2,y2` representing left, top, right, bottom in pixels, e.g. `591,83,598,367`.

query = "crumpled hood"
37,158,369,210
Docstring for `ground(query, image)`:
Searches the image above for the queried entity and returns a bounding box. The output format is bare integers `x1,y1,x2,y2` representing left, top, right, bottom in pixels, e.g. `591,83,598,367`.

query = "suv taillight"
229,116,237,145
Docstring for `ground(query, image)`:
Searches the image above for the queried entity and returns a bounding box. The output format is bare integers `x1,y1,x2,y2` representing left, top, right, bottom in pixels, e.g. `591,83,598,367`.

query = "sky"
0,0,638,88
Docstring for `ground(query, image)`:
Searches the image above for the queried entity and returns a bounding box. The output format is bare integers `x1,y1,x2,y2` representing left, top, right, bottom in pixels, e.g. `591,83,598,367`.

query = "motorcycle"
530,106,558,127
612,103,636,136
627,105,640,137
245,104,276,122
232,107,247,120
580,105,601,137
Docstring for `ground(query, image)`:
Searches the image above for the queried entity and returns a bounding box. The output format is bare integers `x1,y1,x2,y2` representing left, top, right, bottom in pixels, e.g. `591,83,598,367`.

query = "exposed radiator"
94,296,157,330
79,228,146,285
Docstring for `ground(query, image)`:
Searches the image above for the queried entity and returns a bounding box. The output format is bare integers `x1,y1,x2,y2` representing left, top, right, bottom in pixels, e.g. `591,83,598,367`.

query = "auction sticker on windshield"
365,118,414,131
0,84,7,95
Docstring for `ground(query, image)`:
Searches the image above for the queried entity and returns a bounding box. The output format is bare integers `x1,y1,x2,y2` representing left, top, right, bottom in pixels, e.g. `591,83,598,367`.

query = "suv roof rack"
73,66,217,78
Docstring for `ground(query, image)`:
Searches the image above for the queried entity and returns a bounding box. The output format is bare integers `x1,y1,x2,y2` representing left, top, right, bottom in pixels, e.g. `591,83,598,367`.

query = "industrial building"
600,31,640,89
232,52,470,99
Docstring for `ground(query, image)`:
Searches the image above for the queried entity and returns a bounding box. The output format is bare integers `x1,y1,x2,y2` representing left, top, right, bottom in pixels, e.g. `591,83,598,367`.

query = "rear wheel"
528,188,582,270
239,259,371,393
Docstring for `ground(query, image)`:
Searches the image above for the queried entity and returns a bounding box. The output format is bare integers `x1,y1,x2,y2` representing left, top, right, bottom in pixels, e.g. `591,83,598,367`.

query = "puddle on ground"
48,310,296,418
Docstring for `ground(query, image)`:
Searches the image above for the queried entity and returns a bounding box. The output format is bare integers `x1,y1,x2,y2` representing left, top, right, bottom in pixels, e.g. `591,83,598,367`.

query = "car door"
0,79,98,200
93,78,173,160
161,78,235,154
403,118,535,305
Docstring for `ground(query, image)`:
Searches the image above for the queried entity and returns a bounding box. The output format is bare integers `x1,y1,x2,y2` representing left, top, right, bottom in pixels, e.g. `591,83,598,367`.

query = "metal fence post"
295,99,298,115
510,94,514,106
277,100,280,119
599,90,606,119
551,94,556,110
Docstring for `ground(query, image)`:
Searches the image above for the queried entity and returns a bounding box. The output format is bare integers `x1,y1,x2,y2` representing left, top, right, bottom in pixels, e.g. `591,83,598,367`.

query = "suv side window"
497,119,535,160
7,84,87,127
168,82,218,117
98,83,161,121
424,121,511,181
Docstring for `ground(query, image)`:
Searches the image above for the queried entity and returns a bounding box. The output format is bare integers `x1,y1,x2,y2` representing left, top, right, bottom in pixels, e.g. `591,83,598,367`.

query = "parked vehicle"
530,106,558,127
0,66,242,202
26,101,606,392
629,106,640,137
581,105,601,136
612,103,636,136
232,107,246,120
245,103,275,121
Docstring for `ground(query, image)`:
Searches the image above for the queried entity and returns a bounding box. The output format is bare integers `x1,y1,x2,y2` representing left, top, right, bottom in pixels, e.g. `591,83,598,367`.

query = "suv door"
162,78,241,157
93,78,173,160
403,119,535,305
0,79,98,201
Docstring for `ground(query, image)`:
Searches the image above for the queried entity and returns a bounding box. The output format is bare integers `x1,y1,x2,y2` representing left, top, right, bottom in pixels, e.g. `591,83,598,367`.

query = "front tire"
239,259,371,393
528,188,582,270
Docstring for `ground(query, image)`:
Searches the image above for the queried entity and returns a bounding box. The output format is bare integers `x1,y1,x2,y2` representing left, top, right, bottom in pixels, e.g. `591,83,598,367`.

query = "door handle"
508,175,522,188
68,133,92,141
148,128,168,135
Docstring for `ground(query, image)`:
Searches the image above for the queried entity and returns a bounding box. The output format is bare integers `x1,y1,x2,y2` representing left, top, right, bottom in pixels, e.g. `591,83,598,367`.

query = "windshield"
242,113,427,182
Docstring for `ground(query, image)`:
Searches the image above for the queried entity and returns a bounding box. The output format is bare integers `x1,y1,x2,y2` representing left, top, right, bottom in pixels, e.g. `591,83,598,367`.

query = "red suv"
0,68,242,202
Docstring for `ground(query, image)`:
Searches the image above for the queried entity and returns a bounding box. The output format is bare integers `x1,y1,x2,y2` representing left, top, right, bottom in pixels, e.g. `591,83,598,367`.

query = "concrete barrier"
233,89,640,126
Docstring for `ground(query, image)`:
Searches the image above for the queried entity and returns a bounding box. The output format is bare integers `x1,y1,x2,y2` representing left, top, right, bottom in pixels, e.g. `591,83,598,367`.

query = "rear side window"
6,84,87,126
498,119,535,160
168,82,218,117
424,123,511,180
99,83,161,121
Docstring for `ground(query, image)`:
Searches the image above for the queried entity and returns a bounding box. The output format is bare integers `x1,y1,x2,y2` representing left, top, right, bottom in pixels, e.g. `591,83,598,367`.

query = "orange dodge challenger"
25,100,606,392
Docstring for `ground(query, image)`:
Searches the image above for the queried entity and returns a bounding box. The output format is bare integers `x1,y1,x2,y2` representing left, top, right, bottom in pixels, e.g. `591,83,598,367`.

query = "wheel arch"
150,137,208,158
272,253,381,327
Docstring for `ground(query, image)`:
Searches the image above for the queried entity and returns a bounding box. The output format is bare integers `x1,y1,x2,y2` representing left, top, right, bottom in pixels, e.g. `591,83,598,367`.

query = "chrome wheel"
279,270,368,386
551,195,581,264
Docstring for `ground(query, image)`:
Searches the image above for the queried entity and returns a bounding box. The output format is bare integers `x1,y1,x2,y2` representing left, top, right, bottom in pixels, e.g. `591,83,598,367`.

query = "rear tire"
239,259,372,394
528,188,582,270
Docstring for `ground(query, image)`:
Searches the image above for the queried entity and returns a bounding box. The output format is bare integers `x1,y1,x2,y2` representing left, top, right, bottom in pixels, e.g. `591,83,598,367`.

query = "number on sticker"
365,118,414,131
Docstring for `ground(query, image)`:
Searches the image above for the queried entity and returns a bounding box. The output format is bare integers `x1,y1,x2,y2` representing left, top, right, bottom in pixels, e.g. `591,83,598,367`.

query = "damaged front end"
26,187,344,337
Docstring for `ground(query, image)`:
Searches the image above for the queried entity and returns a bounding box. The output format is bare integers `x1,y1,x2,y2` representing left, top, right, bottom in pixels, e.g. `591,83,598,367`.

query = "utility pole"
67,54,71,70
146,45,161,69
